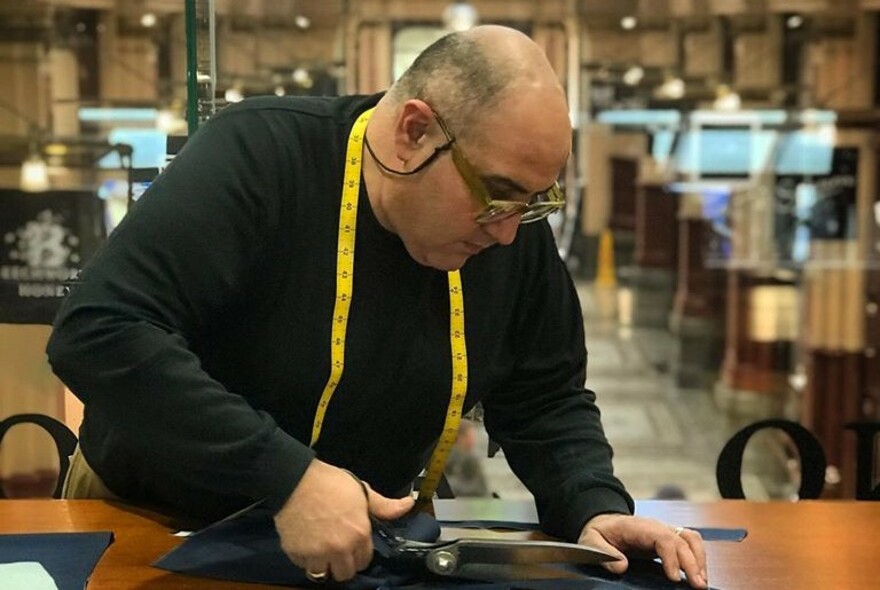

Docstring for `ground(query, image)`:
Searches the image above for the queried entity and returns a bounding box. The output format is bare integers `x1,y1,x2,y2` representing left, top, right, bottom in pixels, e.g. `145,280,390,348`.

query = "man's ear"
392,100,435,166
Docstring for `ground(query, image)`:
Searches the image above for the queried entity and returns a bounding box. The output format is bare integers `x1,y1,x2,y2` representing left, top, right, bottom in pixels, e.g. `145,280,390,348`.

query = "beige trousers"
62,445,120,500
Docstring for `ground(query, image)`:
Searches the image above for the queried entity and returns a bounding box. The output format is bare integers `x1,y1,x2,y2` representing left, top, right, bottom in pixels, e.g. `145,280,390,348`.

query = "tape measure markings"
310,107,469,507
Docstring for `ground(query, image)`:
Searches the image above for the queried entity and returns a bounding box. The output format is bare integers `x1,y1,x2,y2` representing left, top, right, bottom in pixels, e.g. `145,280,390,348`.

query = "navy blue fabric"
155,508,729,588
437,521,747,543
383,560,723,589
154,507,440,588
0,531,113,590
687,528,746,542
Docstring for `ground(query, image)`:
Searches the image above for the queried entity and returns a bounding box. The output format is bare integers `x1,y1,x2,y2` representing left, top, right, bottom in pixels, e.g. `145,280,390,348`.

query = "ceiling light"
224,87,244,103
274,85,286,97
443,2,479,32
655,76,685,100
295,15,311,29
292,68,311,86
620,16,638,30
713,85,741,111
140,13,157,28
786,15,804,29
156,109,185,134
623,66,645,86
20,153,49,192
44,143,68,157
817,123,837,145
156,110,174,132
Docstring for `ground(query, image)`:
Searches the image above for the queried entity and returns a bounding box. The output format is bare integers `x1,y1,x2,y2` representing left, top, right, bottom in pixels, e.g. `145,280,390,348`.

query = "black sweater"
46,94,633,542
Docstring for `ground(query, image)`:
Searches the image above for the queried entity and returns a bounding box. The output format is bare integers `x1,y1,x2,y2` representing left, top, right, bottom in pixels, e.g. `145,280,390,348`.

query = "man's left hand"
578,513,708,589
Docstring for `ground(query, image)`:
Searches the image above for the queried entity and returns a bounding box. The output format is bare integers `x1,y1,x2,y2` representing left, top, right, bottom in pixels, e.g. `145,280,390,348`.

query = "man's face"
392,98,571,271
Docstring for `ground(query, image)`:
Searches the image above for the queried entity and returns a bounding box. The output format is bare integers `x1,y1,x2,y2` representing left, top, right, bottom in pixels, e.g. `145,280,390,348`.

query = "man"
47,25,708,588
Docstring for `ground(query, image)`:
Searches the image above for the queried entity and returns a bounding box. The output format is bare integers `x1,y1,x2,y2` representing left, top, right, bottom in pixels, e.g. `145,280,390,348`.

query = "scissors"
370,514,619,580
341,470,618,580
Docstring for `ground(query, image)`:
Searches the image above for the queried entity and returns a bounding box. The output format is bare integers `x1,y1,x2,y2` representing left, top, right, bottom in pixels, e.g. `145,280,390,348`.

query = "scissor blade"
452,563,590,582
458,539,617,565
426,538,619,576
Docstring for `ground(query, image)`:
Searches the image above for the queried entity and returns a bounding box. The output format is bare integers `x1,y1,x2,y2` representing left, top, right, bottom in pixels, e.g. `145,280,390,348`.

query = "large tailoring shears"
370,514,619,581
342,469,618,581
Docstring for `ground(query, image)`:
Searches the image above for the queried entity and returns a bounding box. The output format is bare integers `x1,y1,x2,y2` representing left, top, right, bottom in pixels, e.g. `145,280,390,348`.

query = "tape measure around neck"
308,107,372,448
415,270,468,509
309,107,469,508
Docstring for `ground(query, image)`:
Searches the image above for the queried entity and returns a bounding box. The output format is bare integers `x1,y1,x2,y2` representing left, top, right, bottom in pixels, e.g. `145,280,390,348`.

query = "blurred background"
0,0,878,504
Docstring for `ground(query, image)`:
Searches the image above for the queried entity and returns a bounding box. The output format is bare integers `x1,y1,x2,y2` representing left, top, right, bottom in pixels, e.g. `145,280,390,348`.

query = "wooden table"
635,500,880,590
0,499,878,589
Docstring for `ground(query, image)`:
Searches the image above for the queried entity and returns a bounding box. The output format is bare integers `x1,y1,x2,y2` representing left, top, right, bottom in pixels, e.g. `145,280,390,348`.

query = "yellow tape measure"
310,107,469,508
309,107,372,447
415,271,468,509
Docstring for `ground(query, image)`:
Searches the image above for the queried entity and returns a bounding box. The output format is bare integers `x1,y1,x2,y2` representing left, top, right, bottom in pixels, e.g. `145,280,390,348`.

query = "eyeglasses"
363,107,565,225
432,112,565,225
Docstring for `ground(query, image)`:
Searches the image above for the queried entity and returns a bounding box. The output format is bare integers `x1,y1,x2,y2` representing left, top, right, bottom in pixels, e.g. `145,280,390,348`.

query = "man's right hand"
273,459,415,582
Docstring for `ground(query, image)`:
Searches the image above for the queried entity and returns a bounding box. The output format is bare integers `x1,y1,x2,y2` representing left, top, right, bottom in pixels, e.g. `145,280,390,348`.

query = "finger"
329,553,358,582
677,530,708,589
285,551,306,569
364,483,415,519
682,529,707,581
578,528,628,575
654,536,683,582
353,535,374,571
600,555,629,575
347,515,374,572
280,541,314,573
304,560,330,583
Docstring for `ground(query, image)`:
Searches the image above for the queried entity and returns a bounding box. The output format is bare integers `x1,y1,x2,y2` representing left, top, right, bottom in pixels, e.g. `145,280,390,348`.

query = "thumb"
580,529,628,575
366,486,415,520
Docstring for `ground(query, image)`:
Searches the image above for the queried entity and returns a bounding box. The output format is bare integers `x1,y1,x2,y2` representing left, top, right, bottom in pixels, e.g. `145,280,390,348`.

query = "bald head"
363,26,571,269
464,25,560,83
387,25,566,137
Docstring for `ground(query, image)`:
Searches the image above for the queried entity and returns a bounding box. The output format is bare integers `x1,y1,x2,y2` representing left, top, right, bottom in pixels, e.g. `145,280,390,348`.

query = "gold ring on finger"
672,526,685,536
305,569,328,583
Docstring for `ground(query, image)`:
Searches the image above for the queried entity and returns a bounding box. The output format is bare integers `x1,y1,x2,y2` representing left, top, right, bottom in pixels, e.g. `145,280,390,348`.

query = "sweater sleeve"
46,107,314,515
481,225,634,542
